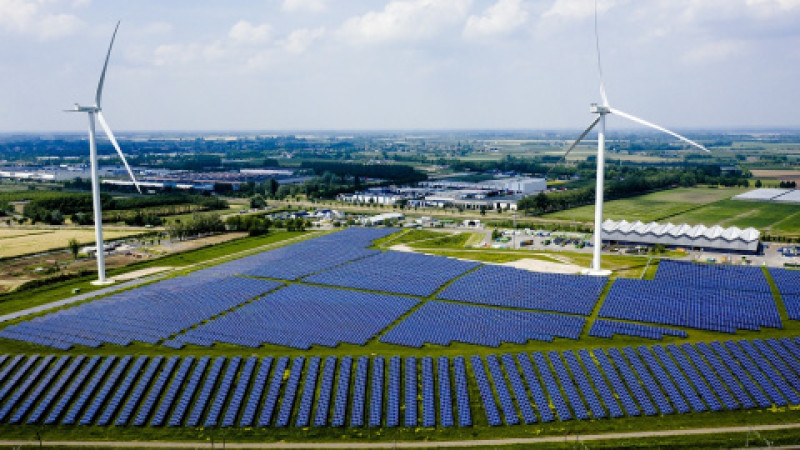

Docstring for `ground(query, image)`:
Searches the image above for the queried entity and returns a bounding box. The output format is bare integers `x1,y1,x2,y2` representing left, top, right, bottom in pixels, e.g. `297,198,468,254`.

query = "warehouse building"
602,219,761,253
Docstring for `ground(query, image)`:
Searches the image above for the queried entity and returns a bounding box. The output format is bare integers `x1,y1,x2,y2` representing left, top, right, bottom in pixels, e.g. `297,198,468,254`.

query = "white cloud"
338,0,471,44
463,0,528,39
141,21,173,35
682,39,747,64
228,20,272,44
542,0,618,21
0,0,83,40
282,0,328,13
281,27,325,54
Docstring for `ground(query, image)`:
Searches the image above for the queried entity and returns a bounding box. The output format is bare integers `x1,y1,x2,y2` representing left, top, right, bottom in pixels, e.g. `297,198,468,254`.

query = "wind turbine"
67,21,141,285
559,1,709,276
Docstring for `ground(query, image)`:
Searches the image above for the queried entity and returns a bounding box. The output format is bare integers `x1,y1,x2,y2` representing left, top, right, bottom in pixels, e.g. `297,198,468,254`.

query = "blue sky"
1,0,799,132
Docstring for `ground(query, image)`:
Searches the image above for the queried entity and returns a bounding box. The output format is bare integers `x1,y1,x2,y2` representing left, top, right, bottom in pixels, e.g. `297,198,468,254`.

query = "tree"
68,238,80,260
755,179,762,188
491,228,502,240
250,194,266,209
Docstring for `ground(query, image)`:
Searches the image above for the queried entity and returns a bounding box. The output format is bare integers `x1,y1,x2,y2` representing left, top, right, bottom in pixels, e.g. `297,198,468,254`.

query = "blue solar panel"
135,356,178,426
562,351,606,419
206,357,241,427
295,356,320,427
28,356,85,424
177,284,419,349
499,354,536,424
259,356,289,427
680,343,738,410
189,227,396,280
115,357,163,426
0,277,280,350
578,349,624,418
589,319,687,340
548,351,590,420
223,357,256,428
708,342,771,408
81,355,133,425
239,357,272,427
0,355,55,423
517,353,555,422
368,356,384,427
485,355,519,425
313,356,337,427
469,356,502,426
620,348,672,415
350,356,368,427
381,300,585,347
453,356,472,427
592,349,639,416
738,341,800,405
606,348,656,416
275,356,306,427
438,265,606,315
532,352,572,421
695,342,754,409
8,355,70,424
96,355,148,425
168,356,209,427
723,341,786,406
63,356,115,425
46,356,100,425
437,357,455,428
386,357,400,428
651,346,706,412
150,356,194,427
332,356,352,427
405,356,417,427
421,357,435,427
186,357,226,427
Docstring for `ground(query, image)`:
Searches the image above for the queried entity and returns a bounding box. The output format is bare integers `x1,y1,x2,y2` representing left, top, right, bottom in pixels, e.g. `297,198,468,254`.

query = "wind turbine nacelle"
590,104,610,114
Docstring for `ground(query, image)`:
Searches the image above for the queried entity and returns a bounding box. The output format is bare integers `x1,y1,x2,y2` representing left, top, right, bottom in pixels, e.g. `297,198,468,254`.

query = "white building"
602,219,760,253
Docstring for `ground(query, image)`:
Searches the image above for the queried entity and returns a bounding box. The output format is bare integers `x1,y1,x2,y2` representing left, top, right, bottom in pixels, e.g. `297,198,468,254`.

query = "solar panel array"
0,276,281,350
2,338,800,428
589,319,687,340
769,268,800,319
166,285,419,349
380,301,586,347
600,261,780,332
304,251,481,297
189,227,396,279
438,264,607,315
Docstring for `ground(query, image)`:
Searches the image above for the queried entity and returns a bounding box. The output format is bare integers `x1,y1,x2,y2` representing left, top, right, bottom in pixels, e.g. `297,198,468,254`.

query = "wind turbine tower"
67,21,141,285
560,1,709,276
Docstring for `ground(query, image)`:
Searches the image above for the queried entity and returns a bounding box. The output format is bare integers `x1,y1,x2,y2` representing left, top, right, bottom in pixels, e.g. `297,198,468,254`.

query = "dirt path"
1,422,798,448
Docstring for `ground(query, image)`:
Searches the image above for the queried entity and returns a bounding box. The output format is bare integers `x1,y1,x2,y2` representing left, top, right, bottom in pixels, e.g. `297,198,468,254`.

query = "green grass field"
543,187,746,223
2,228,800,448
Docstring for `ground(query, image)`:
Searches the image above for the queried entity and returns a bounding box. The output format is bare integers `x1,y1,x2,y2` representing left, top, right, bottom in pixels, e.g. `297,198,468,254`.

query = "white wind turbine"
67,21,141,285
560,1,709,276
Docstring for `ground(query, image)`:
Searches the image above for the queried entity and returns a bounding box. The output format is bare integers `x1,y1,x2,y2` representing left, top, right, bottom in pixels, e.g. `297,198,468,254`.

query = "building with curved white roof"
602,219,760,253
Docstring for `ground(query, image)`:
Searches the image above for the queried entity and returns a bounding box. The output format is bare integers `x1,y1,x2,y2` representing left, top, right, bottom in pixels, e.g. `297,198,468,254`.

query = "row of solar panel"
4,338,800,427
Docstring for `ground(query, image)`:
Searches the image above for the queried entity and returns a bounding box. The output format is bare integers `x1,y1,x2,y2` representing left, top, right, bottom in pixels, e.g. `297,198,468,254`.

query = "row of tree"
164,213,225,241
225,215,310,236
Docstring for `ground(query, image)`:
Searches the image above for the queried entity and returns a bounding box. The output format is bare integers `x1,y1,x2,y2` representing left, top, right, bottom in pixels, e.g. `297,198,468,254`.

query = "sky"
1,0,800,132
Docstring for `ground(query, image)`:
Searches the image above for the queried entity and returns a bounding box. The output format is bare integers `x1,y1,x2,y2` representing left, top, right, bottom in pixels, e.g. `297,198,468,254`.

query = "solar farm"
2,227,800,445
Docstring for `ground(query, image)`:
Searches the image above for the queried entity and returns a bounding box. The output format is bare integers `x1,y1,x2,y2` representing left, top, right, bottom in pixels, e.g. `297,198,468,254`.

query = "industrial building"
602,219,761,253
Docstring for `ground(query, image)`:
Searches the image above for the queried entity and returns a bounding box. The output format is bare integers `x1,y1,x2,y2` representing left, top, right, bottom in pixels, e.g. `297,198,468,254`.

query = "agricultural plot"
667,200,800,234
0,227,144,258
543,187,745,223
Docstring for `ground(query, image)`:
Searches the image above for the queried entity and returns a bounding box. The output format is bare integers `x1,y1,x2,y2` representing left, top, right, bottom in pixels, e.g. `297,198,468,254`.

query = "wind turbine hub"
590,104,610,114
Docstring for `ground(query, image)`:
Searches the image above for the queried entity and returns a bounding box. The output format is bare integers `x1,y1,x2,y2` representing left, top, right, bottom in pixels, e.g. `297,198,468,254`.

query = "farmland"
0,227,148,258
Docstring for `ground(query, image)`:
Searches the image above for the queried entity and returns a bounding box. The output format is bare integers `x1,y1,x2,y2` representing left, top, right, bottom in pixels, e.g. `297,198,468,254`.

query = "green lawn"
668,199,800,234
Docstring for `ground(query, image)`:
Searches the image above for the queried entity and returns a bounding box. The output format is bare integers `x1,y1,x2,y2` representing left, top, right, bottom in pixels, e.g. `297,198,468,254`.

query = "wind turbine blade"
547,116,601,176
95,21,120,108
97,112,142,193
609,107,709,152
594,0,608,106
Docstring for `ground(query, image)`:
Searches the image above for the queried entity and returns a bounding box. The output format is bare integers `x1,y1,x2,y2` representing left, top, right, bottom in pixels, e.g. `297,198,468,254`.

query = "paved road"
0,422,797,448
0,232,320,324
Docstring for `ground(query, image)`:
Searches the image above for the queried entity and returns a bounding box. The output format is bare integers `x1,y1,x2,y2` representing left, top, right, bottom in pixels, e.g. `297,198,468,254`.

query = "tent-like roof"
601,219,760,252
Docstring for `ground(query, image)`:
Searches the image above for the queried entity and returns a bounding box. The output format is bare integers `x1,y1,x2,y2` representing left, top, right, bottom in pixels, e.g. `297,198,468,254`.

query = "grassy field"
542,187,746,223
0,227,149,258
669,199,800,235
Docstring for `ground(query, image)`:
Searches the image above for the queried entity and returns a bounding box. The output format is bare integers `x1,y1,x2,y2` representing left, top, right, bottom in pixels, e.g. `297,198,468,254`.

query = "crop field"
669,200,800,235
2,228,800,448
0,227,148,258
543,187,747,223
